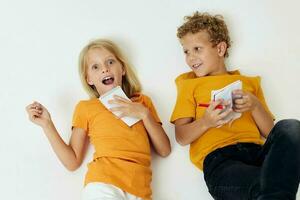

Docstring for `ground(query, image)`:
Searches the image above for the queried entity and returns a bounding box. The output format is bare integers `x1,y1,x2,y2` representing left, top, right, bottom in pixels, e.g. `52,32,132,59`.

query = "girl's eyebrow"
104,55,115,60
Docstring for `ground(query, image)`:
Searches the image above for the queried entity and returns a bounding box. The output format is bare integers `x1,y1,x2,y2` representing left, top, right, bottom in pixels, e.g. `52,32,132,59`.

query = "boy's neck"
208,62,228,76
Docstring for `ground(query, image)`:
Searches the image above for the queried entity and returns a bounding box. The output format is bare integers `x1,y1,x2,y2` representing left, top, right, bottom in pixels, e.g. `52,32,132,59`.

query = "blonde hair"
78,39,142,98
177,12,231,57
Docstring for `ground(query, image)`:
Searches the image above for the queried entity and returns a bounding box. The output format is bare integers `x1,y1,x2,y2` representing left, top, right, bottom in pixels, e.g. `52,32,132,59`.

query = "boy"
171,12,300,199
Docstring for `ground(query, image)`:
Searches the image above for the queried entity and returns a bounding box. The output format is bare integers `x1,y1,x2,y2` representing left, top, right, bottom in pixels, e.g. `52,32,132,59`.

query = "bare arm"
141,110,171,157
26,102,88,171
175,99,233,146
175,117,208,146
233,90,274,138
251,103,274,138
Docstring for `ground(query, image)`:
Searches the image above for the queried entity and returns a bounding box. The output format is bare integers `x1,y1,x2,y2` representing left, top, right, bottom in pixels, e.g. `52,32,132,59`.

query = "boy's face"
180,31,227,77
85,47,125,96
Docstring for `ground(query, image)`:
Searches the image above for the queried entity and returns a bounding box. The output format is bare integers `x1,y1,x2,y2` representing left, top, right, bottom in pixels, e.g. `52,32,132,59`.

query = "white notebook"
211,80,242,124
99,86,141,127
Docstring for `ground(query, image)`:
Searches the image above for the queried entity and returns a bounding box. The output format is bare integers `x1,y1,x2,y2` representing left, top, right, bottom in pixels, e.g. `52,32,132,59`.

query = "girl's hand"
202,99,233,128
26,101,52,128
108,95,149,120
232,89,259,113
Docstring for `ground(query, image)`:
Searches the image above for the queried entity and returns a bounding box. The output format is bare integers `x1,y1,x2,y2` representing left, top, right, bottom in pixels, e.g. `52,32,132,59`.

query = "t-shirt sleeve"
72,101,89,131
170,79,196,123
255,77,275,120
143,95,162,124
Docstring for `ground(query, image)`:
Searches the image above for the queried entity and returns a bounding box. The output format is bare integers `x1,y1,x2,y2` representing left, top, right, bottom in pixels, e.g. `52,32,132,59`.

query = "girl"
26,39,171,200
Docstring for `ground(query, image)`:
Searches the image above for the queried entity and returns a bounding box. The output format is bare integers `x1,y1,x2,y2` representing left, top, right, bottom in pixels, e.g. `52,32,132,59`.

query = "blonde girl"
26,39,171,200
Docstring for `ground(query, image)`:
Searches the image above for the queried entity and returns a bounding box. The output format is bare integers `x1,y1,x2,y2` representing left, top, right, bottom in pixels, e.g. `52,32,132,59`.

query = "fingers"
232,89,244,96
108,95,131,105
26,101,44,121
109,106,124,112
218,107,233,120
26,101,43,111
208,99,224,112
216,117,233,127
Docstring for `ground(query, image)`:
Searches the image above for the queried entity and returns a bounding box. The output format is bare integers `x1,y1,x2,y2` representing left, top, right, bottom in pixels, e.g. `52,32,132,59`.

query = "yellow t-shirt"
72,94,161,200
170,70,274,170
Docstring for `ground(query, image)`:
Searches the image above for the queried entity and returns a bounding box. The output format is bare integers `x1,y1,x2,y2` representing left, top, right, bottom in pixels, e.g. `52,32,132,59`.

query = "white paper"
211,80,242,123
99,86,141,126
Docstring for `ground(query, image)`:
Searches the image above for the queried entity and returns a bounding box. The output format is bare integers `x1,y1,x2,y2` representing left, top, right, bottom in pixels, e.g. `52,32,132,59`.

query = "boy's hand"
232,89,259,113
202,99,233,128
109,95,149,120
26,101,52,128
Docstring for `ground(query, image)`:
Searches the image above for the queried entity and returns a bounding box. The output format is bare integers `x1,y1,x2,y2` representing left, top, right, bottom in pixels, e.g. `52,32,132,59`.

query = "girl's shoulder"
131,93,152,104
75,98,99,109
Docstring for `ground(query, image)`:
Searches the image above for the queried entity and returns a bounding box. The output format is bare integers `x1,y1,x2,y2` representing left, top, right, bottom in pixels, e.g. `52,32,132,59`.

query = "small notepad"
99,86,141,126
211,80,242,124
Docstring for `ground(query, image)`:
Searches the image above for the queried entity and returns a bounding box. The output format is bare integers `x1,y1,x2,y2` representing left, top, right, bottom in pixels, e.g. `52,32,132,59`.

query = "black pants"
203,119,300,200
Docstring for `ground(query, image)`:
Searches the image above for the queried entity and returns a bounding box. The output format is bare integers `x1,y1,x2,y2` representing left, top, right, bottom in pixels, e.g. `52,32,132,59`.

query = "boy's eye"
183,50,189,54
194,47,201,51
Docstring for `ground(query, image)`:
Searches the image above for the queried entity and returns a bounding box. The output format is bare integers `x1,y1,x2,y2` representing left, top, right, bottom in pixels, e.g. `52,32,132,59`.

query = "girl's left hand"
232,89,259,113
108,95,149,119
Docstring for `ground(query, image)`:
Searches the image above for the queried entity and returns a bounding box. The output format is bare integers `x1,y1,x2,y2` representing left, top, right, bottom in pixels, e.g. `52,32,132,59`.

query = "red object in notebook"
198,103,224,109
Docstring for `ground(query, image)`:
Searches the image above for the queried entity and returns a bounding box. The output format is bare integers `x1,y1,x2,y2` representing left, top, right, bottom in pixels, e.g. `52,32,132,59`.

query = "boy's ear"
217,42,227,57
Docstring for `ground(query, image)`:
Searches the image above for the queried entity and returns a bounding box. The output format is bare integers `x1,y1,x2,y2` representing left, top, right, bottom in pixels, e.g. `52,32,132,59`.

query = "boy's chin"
194,70,208,77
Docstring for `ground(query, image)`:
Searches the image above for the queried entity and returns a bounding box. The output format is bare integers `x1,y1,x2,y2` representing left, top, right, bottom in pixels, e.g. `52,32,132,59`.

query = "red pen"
198,103,224,109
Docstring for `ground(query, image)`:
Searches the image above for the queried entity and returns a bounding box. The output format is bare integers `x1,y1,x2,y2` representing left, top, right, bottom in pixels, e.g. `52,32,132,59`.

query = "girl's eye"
107,59,115,65
92,64,98,70
183,50,188,54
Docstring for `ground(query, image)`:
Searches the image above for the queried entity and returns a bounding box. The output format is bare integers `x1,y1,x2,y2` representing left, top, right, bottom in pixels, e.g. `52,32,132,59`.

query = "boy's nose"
188,54,197,63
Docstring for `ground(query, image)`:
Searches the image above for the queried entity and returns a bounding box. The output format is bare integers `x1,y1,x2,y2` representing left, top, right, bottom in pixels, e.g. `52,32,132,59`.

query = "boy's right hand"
26,101,52,128
202,99,233,128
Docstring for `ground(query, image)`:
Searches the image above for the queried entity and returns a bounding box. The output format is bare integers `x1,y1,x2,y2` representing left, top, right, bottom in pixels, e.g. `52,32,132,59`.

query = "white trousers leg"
81,182,143,200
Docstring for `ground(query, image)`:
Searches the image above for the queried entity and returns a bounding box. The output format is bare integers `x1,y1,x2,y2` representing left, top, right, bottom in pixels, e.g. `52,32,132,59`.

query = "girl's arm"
233,90,274,138
175,99,232,146
26,102,88,171
109,96,171,157
140,109,171,157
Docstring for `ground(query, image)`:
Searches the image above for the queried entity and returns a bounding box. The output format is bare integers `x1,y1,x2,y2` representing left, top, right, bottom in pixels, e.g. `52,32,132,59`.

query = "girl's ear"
122,65,126,76
87,76,94,86
217,42,227,57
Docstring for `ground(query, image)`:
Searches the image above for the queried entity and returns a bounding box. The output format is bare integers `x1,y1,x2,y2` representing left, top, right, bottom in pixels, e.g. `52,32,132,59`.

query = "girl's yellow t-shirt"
170,70,274,170
72,94,161,200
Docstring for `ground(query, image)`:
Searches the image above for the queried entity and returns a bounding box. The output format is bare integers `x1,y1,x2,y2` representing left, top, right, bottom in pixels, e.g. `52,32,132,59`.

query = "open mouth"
192,63,202,69
102,76,115,85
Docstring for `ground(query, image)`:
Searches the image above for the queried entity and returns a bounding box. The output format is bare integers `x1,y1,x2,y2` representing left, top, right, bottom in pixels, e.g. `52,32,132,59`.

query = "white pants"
81,182,144,200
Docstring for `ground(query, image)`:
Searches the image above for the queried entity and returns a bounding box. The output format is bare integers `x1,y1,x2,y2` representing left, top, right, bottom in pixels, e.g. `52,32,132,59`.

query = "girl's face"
180,31,227,77
86,47,125,96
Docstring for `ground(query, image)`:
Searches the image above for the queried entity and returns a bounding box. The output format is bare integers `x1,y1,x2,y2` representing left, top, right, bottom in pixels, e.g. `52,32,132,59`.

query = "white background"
1,0,300,199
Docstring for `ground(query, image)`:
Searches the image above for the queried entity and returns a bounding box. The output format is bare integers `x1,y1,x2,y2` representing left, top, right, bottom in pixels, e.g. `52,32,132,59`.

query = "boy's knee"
275,119,300,141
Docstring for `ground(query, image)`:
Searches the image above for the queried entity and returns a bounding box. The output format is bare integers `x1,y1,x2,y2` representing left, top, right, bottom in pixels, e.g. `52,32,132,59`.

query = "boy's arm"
251,102,274,138
233,90,274,138
175,99,232,146
174,117,209,146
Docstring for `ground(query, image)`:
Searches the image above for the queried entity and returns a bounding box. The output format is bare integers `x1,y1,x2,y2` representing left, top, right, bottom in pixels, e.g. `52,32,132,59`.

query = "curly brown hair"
177,12,231,57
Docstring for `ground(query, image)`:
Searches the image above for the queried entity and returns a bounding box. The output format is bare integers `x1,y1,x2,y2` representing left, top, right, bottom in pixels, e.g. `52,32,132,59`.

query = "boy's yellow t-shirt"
72,94,161,200
170,70,274,170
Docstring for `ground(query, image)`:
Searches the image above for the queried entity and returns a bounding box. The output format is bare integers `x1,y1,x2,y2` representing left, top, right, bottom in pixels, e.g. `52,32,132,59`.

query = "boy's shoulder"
175,71,197,83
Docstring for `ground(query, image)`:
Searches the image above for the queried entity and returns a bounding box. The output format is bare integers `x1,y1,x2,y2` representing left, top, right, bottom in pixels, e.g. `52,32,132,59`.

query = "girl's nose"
101,66,109,73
